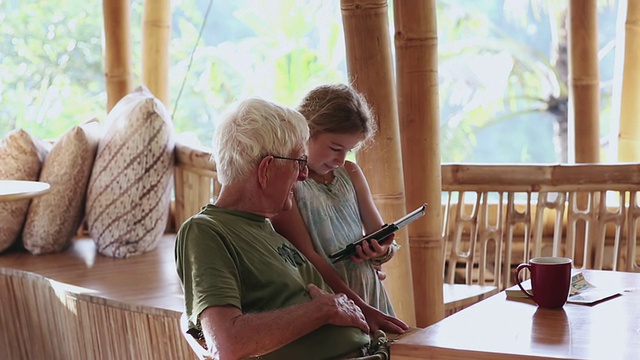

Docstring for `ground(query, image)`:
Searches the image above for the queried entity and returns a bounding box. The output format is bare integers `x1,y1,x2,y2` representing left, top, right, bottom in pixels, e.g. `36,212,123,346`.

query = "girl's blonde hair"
297,84,376,150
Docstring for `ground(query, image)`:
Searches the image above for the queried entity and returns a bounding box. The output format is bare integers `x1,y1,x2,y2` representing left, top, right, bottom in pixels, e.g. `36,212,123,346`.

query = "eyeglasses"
271,155,308,172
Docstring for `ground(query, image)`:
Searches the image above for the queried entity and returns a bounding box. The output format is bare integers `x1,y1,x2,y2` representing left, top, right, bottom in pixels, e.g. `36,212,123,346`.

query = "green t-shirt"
175,205,370,360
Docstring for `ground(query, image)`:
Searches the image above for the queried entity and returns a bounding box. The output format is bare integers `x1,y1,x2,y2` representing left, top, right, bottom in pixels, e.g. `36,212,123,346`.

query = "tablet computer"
328,203,428,263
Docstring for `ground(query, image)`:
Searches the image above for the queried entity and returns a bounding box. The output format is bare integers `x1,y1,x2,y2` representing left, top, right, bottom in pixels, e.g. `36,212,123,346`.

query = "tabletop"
0,179,50,201
393,269,640,360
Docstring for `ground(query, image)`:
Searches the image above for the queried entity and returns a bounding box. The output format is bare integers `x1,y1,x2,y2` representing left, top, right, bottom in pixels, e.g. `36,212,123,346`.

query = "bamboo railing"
173,142,218,230
442,162,640,294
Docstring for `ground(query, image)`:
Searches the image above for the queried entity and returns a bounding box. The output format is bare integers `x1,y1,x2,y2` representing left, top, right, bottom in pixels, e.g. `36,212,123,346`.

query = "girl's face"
307,132,364,175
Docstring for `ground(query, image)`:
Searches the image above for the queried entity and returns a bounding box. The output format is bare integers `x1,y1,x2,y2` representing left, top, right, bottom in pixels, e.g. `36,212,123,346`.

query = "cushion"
22,121,102,254
85,86,175,258
0,129,50,253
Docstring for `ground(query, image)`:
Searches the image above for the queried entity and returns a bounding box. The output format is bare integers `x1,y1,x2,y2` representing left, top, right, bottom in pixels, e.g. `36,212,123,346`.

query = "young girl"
271,84,408,334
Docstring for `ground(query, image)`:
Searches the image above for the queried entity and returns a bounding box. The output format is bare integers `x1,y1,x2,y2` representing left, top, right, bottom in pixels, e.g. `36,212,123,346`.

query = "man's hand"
307,284,370,334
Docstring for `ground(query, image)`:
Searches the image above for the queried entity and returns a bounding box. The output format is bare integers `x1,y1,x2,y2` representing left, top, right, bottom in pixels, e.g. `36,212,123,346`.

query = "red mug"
515,257,572,308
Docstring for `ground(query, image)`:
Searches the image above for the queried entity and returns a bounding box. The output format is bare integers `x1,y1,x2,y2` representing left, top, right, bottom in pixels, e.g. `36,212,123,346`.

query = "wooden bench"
0,234,194,359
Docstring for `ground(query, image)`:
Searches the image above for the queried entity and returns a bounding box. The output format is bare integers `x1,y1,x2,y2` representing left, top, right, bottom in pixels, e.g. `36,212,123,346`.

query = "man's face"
269,147,308,212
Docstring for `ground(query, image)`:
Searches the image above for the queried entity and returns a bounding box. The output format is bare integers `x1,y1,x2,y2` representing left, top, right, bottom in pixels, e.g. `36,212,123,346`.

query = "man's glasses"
271,155,308,172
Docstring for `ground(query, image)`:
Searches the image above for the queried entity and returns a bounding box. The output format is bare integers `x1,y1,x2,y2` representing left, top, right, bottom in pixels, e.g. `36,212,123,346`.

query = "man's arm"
199,284,368,360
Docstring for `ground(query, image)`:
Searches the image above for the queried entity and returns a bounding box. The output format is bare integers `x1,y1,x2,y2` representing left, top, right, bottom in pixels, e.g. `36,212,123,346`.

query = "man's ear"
257,156,271,189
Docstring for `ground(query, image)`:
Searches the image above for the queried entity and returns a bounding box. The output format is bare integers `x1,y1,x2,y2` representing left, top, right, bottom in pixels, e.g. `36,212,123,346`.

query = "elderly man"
175,98,377,359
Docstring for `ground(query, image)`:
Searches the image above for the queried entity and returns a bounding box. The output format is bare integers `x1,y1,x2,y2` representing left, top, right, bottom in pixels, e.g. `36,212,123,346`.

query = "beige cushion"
22,121,102,254
0,129,50,253
86,86,175,258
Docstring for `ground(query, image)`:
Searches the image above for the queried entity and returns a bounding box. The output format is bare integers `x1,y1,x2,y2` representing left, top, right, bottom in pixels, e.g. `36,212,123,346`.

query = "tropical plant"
436,0,617,163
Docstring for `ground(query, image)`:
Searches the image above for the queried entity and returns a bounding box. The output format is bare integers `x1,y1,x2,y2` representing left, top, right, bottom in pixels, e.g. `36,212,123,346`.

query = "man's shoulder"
187,205,244,227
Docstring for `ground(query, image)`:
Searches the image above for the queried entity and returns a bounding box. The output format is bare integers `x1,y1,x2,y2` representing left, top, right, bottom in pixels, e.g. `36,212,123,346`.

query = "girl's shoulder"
342,160,361,173
344,160,364,179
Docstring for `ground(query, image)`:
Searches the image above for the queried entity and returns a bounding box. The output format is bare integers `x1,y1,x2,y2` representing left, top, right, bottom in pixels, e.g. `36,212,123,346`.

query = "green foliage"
169,0,346,146
0,0,107,139
0,0,620,164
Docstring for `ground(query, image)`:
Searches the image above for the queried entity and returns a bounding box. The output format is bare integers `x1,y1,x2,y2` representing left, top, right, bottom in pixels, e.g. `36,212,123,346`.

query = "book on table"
506,272,622,305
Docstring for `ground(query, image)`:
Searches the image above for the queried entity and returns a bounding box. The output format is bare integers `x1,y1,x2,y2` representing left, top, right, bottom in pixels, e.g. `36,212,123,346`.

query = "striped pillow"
85,86,175,258
22,121,102,254
0,129,50,253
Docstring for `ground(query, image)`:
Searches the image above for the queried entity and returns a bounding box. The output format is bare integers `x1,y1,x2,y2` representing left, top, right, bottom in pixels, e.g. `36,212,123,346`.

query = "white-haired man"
176,98,379,359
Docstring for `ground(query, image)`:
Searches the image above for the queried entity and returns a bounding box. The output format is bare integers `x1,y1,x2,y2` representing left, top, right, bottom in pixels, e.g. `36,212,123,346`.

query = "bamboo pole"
142,0,171,107
568,0,600,267
340,0,416,326
618,0,640,162
568,0,600,163
102,0,133,112
393,0,444,327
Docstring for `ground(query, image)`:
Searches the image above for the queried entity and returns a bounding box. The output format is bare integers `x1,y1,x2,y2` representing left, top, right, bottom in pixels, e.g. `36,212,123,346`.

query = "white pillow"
85,86,175,258
22,121,102,254
0,129,50,253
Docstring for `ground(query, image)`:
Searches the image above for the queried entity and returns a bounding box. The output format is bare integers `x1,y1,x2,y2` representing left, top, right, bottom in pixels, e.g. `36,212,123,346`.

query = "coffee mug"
515,257,572,308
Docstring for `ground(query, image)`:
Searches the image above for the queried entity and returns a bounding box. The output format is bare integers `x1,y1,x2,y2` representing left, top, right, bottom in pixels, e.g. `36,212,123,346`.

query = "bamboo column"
393,0,444,327
618,0,640,162
341,0,416,326
569,0,600,163
142,0,171,107
102,0,133,112
568,0,600,268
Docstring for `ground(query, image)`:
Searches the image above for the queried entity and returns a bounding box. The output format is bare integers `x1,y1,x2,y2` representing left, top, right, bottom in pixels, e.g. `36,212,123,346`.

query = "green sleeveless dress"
295,166,396,316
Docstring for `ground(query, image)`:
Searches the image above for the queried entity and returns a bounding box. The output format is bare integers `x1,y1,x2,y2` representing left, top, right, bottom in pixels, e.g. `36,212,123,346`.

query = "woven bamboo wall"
0,268,195,359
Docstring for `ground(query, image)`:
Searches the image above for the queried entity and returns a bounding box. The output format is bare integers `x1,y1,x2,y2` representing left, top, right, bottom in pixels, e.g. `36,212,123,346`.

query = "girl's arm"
344,160,384,234
344,161,398,262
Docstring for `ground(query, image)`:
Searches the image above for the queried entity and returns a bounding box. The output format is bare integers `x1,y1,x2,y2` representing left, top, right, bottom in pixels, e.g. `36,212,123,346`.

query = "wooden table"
393,270,640,360
0,179,50,201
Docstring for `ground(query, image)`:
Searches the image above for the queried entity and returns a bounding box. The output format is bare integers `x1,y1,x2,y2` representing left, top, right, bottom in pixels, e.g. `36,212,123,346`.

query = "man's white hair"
212,98,309,185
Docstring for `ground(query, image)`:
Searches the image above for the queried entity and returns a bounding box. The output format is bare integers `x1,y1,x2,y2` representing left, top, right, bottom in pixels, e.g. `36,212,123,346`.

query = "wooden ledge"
0,234,193,359
0,233,185,314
